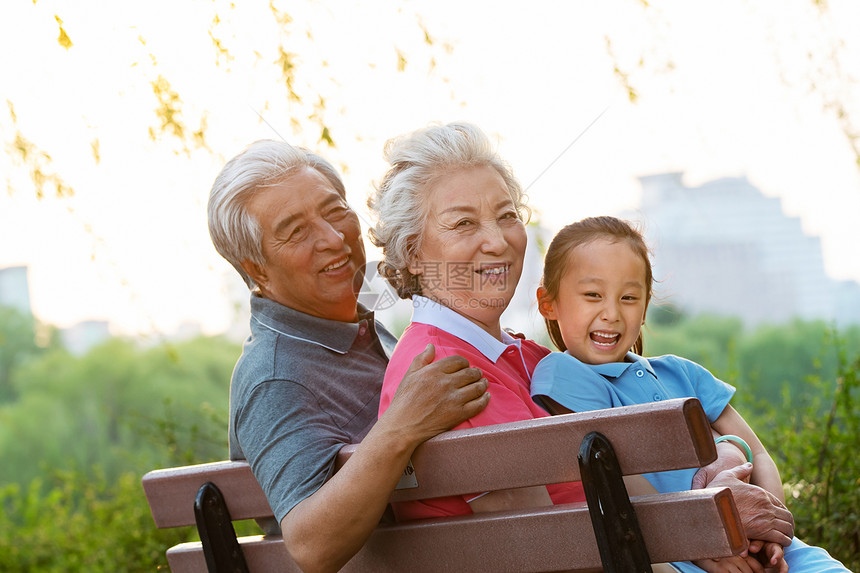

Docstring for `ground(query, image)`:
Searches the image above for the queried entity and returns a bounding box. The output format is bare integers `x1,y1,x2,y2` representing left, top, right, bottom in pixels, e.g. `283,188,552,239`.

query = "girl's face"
538,238,648,364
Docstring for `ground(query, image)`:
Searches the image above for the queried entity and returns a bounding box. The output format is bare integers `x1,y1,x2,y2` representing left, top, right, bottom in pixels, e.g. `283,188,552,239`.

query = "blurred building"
60,319,111,356
0,265,32,314
628,173,860,327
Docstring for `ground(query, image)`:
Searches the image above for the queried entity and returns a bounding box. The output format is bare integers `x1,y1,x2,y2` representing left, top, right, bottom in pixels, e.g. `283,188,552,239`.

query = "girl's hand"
748,540,788,573
693,555,765,573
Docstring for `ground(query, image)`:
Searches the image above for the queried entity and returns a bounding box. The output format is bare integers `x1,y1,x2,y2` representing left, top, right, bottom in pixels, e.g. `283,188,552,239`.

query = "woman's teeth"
479,265,507,275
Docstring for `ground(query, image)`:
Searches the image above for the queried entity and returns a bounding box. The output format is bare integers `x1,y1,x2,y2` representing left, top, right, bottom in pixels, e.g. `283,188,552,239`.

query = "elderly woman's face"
409,165,527,333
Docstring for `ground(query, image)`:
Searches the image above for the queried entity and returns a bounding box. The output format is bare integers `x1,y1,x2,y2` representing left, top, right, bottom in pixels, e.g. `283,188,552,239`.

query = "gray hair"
367,122,530,299
207,139,346,288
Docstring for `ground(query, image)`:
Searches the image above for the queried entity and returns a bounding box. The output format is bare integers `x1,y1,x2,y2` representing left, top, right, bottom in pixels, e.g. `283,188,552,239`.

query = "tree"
605,0,860,169
0,335,239,487
0,305,48,402
2,1,456,200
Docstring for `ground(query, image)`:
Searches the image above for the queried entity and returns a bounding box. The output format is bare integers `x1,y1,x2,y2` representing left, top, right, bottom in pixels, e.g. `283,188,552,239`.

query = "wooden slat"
144,398,714,528
143,460,268,528
166,488,744,573
340,398,715,503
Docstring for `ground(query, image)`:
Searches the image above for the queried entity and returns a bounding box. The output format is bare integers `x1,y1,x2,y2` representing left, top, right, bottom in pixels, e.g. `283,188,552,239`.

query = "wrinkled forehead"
422,165,515,212
250,167,349,222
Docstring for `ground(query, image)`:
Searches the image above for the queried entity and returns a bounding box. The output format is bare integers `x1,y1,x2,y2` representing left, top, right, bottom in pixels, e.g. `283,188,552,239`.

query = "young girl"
531,216,786,573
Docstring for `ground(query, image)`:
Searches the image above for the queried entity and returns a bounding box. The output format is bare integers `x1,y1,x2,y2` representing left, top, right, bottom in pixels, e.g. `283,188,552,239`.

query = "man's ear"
240,260,268,290
536,286,557,320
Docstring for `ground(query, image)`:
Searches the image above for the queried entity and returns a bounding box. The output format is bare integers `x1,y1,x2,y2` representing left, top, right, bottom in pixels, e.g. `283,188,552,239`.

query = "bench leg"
579,431,653,573
194,481,250,573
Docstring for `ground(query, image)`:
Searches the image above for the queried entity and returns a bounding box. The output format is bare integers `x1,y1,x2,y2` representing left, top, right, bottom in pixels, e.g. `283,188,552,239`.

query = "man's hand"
383,344,490,445
282,344,488,573
706,464,794,547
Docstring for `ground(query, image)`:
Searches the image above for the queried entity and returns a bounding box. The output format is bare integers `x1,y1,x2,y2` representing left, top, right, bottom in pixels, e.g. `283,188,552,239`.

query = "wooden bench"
143,398,746,572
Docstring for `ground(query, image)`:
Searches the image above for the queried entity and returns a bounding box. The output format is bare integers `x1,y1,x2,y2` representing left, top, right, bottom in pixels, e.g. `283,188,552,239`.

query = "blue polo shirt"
531,351,735,493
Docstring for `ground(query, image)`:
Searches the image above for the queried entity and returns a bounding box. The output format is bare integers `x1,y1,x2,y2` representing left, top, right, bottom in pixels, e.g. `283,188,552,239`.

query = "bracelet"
715,435,754,465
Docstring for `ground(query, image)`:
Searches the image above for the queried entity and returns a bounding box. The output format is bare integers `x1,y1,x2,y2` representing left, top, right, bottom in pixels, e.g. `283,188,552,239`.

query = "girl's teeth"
591,332,619,346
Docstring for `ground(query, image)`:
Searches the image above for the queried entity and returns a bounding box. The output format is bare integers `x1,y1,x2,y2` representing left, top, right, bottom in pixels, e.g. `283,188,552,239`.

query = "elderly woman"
367,122,586,521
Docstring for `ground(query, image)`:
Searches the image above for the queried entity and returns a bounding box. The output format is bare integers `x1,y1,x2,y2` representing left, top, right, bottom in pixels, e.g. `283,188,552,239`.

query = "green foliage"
645,316,860,418
0,305,59,402
646,302,685,327
0,333,242,571
646,314,743,382
0,306,36,401
644,315,860,568
0,335,238,486
0,468,192,571
748,345,860,570
2,314,858,569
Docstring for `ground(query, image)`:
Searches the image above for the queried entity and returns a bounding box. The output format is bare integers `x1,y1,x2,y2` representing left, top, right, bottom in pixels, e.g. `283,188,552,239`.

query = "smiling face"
240,167,366,322
538,237,648,364
409,165,527,338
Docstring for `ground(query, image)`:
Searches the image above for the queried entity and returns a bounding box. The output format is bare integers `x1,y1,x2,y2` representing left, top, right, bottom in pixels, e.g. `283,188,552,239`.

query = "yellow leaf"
91,139,100,164
55,15,73,49
319,126,335,147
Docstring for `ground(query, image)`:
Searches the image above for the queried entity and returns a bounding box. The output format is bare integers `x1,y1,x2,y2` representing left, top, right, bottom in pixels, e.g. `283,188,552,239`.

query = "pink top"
379,297,585,521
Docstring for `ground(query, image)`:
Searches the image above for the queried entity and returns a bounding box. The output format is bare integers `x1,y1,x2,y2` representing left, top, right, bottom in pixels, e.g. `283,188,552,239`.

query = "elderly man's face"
241,167,366,322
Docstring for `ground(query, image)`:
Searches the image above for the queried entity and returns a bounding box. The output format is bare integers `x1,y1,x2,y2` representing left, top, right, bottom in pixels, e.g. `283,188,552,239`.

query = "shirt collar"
250,293,372,354
410,296,518,362
576,351,657,379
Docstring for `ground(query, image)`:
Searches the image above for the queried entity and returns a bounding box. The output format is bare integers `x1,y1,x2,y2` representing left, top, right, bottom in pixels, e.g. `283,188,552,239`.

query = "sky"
1,0,858,338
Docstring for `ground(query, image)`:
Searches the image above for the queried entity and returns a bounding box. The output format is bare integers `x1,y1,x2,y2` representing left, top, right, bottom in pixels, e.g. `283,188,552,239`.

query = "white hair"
367,122,530,299
207,139,346,288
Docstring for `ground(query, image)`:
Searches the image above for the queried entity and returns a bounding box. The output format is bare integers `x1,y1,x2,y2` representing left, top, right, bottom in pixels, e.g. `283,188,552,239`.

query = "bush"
731,331,860,570
0,334,240,571
0,468,191,572
766,348,859,568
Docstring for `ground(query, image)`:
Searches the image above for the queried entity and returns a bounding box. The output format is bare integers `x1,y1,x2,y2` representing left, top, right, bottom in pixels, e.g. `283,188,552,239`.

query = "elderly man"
207,139,490,573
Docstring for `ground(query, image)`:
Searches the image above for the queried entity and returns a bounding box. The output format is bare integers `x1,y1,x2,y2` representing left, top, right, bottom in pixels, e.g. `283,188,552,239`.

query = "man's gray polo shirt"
229,294,397,523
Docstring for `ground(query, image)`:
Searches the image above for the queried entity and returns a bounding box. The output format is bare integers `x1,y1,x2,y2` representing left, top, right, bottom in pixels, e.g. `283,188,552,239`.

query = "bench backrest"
144,397,713,527
143,398,745,572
